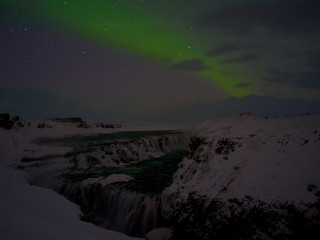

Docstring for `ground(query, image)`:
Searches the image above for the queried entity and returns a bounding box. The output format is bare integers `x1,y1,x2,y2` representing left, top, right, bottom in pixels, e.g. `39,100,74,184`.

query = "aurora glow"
1,0,320,123
1,0,249,96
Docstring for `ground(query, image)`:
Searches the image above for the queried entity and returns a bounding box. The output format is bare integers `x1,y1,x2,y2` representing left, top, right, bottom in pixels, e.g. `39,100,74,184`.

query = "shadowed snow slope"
161,114,320,239
163,114,320,204
0,164,142,240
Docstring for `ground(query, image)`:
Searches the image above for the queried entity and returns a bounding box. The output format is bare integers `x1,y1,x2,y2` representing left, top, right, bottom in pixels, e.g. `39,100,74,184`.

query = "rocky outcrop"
0,113,13,129
161,114,320,239
19,132,188,191
67,134,188,170
0,114,25,129
47,118,122,129
49,117,83,123
95,123,122,129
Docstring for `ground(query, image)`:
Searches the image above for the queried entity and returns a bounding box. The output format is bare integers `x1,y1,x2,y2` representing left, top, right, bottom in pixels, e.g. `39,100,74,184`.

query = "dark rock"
86,156,100,168
49,118,83,123
0,113,22,129
37,123,52,128
96,123,122,129
215,138,238,155
168,194,320,240
308,184,317,192
77,122,90,128
0,113,14,129
186,137,205,159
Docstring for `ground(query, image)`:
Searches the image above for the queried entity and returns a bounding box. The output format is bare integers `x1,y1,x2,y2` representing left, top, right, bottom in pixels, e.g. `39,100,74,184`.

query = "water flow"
99,186,160,237
60,183,161,237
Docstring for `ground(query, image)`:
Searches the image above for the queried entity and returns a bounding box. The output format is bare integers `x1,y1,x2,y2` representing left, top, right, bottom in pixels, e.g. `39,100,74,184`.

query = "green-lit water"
63,150,186,194
36,130,183,146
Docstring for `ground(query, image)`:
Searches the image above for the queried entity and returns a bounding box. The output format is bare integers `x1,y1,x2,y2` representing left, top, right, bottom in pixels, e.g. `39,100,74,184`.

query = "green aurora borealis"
2,0,249,96
1,0,320,123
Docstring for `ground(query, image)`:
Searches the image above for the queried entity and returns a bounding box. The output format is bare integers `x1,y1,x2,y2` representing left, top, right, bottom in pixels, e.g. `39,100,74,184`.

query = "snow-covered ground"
0,117,188,240
0,164,141,240
161,113,320,239
3,113,320,239
163,113,320,205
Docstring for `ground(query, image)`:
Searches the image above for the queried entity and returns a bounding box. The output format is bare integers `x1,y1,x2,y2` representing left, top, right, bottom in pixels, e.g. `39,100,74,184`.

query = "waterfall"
54,133,189,237
60,183,162,237
99,187,160,237
110,134,189,164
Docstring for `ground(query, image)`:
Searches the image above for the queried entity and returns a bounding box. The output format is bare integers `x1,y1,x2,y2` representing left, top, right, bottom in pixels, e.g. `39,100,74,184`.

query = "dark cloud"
221,53,259,64
197,0,320,34
235,82,251,88
208,43,260,56
265,67,320,89
172,59,210,71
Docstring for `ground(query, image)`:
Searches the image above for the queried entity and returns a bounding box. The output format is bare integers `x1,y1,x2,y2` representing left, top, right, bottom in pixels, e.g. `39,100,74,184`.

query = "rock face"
0,114,25,129
49,117,83,123
48,118,122,129
18,132,188,193
95,123,122,129
0,113,13,129
161,114,320,239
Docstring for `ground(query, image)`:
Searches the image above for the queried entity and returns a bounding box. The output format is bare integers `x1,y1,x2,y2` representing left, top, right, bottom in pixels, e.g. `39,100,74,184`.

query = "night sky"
1,0,320,123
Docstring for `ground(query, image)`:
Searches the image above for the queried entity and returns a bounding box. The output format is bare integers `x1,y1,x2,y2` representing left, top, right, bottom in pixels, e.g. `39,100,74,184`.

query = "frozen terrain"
0,115,188,240
162,113,320,239
1,113,320,239
0,164,141,240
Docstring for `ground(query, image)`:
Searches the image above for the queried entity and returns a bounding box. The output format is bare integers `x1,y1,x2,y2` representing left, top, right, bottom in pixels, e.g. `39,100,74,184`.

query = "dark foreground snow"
0,164,141,240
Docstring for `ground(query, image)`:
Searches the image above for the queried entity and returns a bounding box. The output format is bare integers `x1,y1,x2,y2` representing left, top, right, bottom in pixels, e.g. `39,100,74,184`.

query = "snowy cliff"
161,113,320,239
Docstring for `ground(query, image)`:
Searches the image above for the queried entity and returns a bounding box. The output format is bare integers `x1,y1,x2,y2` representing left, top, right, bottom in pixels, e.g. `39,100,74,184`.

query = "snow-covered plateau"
162,113,320,239
1,113,320,239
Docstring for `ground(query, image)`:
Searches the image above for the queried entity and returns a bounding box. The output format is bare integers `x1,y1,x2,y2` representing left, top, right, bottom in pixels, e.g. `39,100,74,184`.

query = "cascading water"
24,132,189,237
60,182,162,237
99,187,160,237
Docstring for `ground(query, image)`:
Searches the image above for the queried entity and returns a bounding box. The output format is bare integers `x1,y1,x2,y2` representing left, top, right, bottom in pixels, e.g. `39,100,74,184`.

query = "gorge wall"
161,114,320,239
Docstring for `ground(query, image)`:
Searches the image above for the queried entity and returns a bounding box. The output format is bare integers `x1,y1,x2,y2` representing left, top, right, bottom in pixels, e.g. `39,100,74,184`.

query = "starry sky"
1,0,320,123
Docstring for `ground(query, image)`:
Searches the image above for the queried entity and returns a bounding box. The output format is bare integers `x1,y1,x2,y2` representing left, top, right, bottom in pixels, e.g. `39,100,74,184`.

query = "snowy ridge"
163,113,320,203
161,113,320,239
